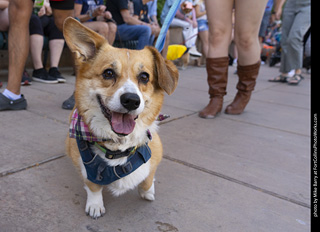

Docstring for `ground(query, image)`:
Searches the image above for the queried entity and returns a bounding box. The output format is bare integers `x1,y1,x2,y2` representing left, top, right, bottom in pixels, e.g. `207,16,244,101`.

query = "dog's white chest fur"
108,161,151,196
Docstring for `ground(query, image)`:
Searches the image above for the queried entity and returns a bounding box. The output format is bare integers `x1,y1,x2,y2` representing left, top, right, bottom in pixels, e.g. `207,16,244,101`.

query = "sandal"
288,74,304,85
268,74,288,83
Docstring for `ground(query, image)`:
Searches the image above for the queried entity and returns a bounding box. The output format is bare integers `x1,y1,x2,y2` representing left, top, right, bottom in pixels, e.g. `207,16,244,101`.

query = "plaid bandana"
69,108,108,142
69,109,170,142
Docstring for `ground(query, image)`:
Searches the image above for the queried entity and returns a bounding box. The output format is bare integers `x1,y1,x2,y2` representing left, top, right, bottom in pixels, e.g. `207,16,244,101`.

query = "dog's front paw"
138,182,155,201
84,185,105,219
85,202,106,219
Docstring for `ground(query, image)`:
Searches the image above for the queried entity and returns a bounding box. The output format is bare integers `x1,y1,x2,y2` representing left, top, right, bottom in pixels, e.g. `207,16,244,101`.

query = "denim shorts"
197,19,208,32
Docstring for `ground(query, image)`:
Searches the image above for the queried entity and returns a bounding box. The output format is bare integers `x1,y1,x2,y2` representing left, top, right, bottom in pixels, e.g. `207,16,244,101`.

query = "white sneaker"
189,46,202,57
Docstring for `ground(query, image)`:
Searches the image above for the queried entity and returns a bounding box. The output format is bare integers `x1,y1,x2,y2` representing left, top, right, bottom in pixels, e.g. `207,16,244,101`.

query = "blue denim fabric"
116,24,152,50
76,137,151,185
197,19,208,32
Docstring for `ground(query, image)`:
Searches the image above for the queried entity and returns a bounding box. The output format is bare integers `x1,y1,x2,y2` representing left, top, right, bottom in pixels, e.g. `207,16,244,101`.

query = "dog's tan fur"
63,18,178,218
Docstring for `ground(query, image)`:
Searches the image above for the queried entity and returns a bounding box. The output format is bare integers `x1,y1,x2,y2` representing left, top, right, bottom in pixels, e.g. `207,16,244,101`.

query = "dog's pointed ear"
147,46,179,95
63,17,106,62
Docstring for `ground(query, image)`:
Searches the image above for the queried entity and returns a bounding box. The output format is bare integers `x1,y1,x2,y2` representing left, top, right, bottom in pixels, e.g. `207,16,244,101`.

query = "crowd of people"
0,0,311,116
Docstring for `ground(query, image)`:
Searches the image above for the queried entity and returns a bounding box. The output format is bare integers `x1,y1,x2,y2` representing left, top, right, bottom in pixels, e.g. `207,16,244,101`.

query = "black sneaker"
32,68,58,84
0,93,27,111
49,67,66,83
21,70,32,86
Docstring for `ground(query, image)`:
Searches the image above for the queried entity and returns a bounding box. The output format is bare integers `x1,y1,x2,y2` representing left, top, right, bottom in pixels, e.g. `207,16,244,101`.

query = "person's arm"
74,3,91,22
175,8,194,26
194,4,205,18
191,8,197,28
274,0,286,20
97,10,112,21
44,0,52,16
175,8,185,20
120,8,148,25
150,15,159,26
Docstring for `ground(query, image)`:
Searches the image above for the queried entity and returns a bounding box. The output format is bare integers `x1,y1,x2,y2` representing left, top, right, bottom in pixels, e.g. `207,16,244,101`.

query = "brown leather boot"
225,61,260,115
199,57,229,119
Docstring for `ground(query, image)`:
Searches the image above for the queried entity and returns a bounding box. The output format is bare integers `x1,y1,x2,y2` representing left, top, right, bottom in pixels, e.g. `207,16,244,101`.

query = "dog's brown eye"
138,72,149,84
102,69,116,80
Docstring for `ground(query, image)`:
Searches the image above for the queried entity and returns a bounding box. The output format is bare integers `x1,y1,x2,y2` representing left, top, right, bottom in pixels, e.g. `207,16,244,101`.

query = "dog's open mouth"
97,95,137,136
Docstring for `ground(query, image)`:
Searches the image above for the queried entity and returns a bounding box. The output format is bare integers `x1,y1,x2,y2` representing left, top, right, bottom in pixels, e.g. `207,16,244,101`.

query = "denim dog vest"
76,137,151,185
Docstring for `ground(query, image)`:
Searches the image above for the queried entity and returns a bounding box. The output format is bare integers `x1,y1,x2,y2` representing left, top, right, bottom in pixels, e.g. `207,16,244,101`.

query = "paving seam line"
163,155,310,209
0,154,65,177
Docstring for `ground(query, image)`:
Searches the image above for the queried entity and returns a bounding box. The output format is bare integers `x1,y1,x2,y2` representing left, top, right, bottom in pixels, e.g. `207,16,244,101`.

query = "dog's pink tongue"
111,112,136,135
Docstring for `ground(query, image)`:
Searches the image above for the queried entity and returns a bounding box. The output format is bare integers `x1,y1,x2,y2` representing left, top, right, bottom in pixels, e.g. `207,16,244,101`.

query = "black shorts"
31,0,74,10
29,14,64,40
49,0,74,10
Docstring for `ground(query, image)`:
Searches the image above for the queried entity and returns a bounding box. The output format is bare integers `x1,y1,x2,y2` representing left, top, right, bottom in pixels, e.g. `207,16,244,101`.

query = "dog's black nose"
120,93,141,111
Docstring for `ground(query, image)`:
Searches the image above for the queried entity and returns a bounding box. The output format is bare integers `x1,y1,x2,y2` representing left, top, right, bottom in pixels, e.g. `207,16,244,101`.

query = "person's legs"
42,16,65,68
224,0,267,115
224,61,260,114
116,24,151,50
49,0,75,108
0,7,9,31
6,0,33,96
233,0,268,65
205,0,234,58
0,0,31,110
107,22,117,45
197,19,209,58
52,9,74,31
29,14,45,70
83,21,110,41
30,34,45,70
268,6,294,82
50,0,74,32
49,39,65,68
198,0,233,119
285,5,310,85
48,39,66,83
281,4,310,78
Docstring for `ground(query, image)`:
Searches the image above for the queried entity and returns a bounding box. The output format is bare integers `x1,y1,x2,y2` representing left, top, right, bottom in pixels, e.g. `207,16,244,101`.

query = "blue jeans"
116,24,152,50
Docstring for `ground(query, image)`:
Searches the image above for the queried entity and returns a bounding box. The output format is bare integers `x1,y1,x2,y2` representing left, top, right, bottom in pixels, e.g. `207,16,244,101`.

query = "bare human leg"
6,0,33,95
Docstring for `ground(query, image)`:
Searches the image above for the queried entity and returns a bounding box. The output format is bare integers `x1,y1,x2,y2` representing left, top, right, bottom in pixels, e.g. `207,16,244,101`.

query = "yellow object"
166,45,187,60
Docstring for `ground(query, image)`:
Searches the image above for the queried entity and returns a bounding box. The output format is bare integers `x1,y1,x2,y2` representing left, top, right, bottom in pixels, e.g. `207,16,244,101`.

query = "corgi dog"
64,18,179,219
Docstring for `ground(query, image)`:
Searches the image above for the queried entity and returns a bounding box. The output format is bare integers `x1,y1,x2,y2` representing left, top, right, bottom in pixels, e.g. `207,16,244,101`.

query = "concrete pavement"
0,63,311,232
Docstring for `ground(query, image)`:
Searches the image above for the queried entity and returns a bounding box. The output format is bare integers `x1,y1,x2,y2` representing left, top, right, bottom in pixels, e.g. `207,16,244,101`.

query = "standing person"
0,0,74,111
105,0,152,50
268,0,310,85
74,0,116,45
198,0,268,118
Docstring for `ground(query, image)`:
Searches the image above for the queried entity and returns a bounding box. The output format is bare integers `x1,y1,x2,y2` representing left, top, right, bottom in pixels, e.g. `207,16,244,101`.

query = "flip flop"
268,74,288,83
